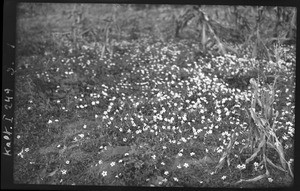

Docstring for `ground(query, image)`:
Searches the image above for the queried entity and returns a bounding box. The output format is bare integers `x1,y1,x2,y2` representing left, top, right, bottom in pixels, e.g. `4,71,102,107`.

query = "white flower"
164,171,169,175
178,153,183,157
110,162,116,167
83,124,87,129
66,160,70,164
78,134,84,138
151,155,156,160
48,120,53,124
221,176,226,180
177,165,182,169
183,163,189,168
268,177,273,182
237,164,246,170
190,152,195,156
173,177,179,182
61,170,67,175
98,160,103,164
24,148,29,152
102,171,107,177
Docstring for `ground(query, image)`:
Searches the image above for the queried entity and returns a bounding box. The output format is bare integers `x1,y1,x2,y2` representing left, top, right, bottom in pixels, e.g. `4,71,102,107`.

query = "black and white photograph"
3,1,297,189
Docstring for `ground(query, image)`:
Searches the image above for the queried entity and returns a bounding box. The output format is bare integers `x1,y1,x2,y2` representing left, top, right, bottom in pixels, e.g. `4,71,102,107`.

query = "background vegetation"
14,3,295,187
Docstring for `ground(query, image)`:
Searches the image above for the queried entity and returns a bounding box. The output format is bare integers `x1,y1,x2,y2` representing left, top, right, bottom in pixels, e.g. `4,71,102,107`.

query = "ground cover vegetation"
14,4,295,187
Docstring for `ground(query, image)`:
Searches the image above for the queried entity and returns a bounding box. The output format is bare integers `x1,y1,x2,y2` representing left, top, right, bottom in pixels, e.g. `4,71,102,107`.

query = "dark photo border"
2,0,299,190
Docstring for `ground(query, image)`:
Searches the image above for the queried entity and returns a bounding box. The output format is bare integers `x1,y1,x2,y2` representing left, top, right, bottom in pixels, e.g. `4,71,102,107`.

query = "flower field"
13,4,295,188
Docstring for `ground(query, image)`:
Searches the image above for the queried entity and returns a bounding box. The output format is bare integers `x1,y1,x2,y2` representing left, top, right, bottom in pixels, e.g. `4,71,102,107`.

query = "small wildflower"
24,148,29,152
48,120,53,124
151,155,156,160
61,169,67,175
254,162,259,170
190,152,195,156
183,163,189,168
164,171,169,175
66,160,70,164
221,176,227,180
99,160,103,164
177,165,182,169
17,149,24,158
237,164,246,170
101,171,107,177
161,162,165,165
178,153,183,157
83,124,87,129
268,177,273,182
110,162,116,167
173,177,179,182
17,135,21,139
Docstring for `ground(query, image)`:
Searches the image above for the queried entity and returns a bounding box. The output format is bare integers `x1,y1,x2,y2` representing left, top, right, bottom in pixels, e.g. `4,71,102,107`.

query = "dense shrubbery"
14,4,295,187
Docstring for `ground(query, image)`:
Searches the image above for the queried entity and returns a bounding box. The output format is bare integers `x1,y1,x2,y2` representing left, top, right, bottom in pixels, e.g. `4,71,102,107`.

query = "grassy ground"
14,4,295,187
